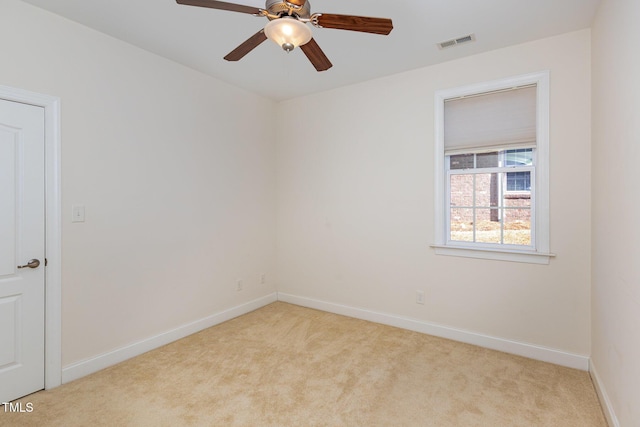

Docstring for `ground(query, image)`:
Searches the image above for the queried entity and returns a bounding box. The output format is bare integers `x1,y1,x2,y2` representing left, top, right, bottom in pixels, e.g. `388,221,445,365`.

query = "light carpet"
1,302,607,426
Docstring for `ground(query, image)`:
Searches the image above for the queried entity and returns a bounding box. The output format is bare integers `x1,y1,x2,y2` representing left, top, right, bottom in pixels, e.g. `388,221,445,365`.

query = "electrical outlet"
236,280,243,292
260,274,266,284
416,290,425,305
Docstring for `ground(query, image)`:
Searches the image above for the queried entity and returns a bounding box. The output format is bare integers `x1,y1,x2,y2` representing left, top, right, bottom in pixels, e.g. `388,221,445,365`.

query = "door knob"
17,259,40,269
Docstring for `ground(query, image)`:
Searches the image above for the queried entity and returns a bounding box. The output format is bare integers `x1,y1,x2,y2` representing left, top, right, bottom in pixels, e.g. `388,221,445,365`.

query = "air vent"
438,34,476,50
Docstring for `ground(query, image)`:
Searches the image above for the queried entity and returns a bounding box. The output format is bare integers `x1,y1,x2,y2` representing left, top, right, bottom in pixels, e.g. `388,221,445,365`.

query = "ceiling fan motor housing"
266,0,311,20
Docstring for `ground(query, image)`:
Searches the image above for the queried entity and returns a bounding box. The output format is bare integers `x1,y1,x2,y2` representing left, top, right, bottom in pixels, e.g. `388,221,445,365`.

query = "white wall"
277,30,592,358
591,0,640,425
0,0,277,366
0,0,604,396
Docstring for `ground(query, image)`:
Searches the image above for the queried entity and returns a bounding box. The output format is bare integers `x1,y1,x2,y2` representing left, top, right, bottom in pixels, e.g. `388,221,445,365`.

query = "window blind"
444,85,537,155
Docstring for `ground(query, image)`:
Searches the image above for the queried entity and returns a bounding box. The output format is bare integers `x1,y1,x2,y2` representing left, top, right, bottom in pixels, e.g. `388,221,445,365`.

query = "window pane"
450,208,474,242
450,154,474,170
503,191,531,209
475,209,501,243
476,152,499,168
450,174,473,207
475,173,499,207
504,208,531,245
506,171,531,191
505,149,533,166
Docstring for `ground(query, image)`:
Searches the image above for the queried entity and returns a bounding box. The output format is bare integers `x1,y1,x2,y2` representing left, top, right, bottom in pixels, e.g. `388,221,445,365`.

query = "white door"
0,98,45,402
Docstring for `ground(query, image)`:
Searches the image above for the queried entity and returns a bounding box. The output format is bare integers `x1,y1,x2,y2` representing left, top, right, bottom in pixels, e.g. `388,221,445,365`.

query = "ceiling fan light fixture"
264,17,312,52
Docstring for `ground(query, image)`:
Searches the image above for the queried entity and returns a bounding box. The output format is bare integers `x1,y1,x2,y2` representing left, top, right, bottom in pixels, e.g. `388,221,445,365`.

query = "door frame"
0,85,62,390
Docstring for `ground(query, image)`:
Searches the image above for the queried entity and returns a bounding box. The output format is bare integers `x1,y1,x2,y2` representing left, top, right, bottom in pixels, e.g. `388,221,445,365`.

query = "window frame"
433,72,554,264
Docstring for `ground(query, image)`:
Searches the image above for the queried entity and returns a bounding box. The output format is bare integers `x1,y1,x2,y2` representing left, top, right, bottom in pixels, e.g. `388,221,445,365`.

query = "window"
448,149,534,246
433,72,553,264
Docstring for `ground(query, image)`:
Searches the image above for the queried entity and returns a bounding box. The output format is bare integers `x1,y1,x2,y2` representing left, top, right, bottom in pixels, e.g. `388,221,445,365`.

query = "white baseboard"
62,292,591,384
277,292,589,371
62,293,278,384
590,361,620,427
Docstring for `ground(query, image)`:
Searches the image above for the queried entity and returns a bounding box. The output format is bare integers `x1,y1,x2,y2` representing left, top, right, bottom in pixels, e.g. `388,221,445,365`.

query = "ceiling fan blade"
314,14,393,35
224,30,268,61
176,0,261,15
300,38,333,72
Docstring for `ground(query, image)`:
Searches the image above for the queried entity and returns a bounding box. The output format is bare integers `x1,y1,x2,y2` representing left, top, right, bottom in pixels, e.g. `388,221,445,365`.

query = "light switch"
72,205,85,223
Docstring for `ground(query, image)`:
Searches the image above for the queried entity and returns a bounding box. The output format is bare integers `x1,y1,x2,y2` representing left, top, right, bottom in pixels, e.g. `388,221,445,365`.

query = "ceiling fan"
176,0,394,72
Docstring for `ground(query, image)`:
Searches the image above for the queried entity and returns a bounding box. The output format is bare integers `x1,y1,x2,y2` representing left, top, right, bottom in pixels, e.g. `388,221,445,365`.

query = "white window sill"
430,244,556,265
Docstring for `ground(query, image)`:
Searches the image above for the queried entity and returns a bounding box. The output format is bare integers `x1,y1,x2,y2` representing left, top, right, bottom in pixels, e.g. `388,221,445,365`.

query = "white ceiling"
20,0,600,101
